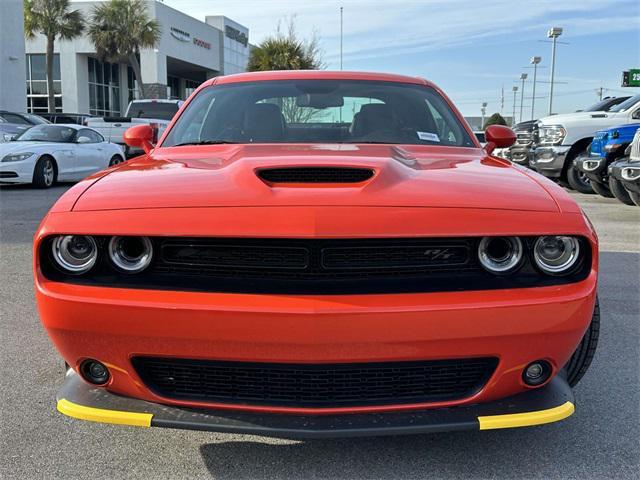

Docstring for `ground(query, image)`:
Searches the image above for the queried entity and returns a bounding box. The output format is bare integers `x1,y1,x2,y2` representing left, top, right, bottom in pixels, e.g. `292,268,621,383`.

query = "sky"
163,0,640,118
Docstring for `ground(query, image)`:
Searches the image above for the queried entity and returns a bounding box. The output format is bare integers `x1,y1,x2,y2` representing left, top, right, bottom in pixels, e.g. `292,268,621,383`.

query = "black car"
0,111,49,126
38,112,95,126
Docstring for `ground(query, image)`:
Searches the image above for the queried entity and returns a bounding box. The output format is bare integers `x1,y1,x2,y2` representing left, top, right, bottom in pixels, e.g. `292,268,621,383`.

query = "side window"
77,129,102,143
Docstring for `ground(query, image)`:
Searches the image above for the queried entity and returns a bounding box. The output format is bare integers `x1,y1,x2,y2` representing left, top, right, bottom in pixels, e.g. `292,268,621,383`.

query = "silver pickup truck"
86,99,183,156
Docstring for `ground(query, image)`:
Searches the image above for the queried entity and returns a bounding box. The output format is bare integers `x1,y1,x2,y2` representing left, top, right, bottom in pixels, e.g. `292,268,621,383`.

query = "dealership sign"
225,25,248,46
170,26,211,50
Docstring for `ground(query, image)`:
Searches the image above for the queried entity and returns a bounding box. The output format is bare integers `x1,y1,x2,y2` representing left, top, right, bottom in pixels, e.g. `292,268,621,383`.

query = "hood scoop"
257,167,375,184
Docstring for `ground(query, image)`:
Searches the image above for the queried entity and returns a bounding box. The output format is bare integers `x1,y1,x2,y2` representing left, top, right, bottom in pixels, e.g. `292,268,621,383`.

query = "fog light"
621,167,640,181
80,359,110,385
523,360,552,386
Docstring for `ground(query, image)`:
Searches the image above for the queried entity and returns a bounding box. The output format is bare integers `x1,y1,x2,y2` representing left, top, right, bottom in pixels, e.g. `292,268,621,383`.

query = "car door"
74,129,105,179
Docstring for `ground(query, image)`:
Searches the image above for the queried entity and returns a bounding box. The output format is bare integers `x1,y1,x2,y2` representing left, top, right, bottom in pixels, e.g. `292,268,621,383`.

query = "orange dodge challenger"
35,71,599,438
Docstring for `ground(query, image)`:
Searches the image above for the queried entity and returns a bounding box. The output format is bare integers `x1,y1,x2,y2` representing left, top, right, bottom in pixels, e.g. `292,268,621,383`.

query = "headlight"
582,158,603,171
478,236,523,274
108,236,153,273
533,236,580,275
51,235,98,274
539,125,566,145
2,152,34,162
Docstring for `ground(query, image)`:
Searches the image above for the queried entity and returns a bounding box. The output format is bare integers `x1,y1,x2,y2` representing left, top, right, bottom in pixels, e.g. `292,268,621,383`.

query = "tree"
87,0,161,99
24,0,85,113
483,113,508,129
248,18,323,72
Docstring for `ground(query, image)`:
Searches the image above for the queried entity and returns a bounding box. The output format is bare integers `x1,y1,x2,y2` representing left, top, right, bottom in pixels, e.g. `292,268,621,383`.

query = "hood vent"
257,167,374,184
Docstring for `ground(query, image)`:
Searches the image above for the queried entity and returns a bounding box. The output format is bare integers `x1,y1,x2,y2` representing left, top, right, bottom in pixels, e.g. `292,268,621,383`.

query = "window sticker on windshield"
417,131,440,142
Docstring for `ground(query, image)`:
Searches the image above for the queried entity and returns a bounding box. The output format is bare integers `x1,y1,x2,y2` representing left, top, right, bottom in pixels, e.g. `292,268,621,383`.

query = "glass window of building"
26,54,62,113
88,57,121,116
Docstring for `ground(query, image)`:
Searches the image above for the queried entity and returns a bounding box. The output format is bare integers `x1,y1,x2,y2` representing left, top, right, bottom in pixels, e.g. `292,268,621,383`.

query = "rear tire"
608,177,635,206
109,155,124,166
564,297,599,387
567,162,594,193
32,156,56,189
590,180,614,198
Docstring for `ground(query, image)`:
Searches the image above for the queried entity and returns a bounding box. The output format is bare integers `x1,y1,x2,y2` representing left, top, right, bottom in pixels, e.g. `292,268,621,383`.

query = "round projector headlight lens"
51,235,98,274
534,236,580,275
108,236,153,273
478,236,523,273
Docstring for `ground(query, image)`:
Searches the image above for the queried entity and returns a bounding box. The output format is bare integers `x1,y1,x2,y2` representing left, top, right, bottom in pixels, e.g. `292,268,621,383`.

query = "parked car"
39,112,96,125
531,94,640,193
37,71,598,439
609,129,640,206
86,99,183,156
574,123,639,203
506,97,630,168
0,122,30,143
0,110,49,126
0,124,124,188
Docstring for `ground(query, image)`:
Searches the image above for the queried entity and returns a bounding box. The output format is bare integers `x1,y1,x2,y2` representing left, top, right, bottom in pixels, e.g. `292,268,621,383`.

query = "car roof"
208,70,432,88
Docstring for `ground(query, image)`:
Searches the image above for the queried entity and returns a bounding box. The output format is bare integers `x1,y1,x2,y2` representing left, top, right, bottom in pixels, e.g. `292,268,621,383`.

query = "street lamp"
481,102,487,129
512,86,518,127
519,73,528,123
530,56,541,120
547,27,563,115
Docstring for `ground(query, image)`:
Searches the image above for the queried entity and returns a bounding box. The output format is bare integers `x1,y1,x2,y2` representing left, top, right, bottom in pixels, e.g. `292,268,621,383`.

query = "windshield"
609,95,640,113
14,124,75,142
127,102,180,121
162,80,475,147
585,97,627,112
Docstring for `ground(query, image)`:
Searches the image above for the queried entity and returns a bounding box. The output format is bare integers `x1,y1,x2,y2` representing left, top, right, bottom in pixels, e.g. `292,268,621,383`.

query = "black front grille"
40,236,592,295
132,357,499,408
257,167,374,183
0,172,18,178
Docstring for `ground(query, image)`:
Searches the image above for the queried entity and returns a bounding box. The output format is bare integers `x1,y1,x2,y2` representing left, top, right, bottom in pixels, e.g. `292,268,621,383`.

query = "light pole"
512,86,518,127
519,73,528,123
339,7,343,71
547,27,563,115
530,56,541,120
481,102,487,130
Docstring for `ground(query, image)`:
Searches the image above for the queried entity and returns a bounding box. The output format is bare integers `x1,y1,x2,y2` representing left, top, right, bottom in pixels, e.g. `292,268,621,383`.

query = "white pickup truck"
86,99,183,156
531,94,640,193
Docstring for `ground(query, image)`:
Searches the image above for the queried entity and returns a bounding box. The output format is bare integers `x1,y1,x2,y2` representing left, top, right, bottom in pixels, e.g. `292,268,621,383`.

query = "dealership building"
22,0,250,116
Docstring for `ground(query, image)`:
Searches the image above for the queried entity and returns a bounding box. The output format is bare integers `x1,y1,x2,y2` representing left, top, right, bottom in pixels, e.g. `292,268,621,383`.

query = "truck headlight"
621,167,640,181
540,125,566,145
2,152,34,162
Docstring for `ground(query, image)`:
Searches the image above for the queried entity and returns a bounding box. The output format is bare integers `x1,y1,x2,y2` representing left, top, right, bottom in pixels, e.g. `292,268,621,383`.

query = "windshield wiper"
172,140,238,146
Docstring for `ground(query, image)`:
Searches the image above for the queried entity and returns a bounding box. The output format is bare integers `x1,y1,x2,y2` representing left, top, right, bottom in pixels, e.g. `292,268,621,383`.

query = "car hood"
73,144,559,212
0,141,65,155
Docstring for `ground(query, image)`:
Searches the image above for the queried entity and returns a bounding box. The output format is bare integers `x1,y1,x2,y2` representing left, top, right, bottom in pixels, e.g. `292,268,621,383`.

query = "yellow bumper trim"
478,401,575,430
57,399,153,427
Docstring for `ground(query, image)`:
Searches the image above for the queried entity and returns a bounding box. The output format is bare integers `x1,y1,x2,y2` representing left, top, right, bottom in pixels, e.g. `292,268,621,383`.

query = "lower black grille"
0,172,18,178
132,357,498,408
257,167,374,183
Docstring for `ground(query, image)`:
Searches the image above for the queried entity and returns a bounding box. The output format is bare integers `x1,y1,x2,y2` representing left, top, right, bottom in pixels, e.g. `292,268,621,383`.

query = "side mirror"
124,124,155,154
484,125,516,154
76,136,92,144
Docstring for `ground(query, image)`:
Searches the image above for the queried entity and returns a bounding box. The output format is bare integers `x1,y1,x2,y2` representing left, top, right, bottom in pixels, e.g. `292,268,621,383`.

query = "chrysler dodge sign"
170,26,211,50
225,25,248,47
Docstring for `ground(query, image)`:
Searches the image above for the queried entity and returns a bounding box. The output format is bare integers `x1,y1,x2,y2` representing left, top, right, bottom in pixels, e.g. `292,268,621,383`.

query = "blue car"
574,123,640,203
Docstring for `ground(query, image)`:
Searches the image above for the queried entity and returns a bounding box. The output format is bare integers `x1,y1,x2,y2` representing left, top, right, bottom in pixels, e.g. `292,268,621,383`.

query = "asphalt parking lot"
1,184,638,480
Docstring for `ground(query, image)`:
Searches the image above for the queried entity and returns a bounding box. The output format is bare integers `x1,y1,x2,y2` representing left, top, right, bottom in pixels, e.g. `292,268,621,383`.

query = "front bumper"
531,146,571,178
0,159,33,184
610,159,640,194
574,155,608,185
57,369,575,438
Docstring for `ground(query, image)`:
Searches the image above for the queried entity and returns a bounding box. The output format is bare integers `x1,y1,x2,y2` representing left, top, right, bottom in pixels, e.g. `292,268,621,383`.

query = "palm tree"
248,18,323,72
24,0,85,113
87,0,161,99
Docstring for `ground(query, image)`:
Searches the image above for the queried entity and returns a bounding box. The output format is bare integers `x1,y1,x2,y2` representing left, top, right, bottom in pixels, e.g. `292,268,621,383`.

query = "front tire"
629,190,640,207
564,297,599,387
567,162,594,193
32,156,56,189
608,177,635,206
590,180,614,198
